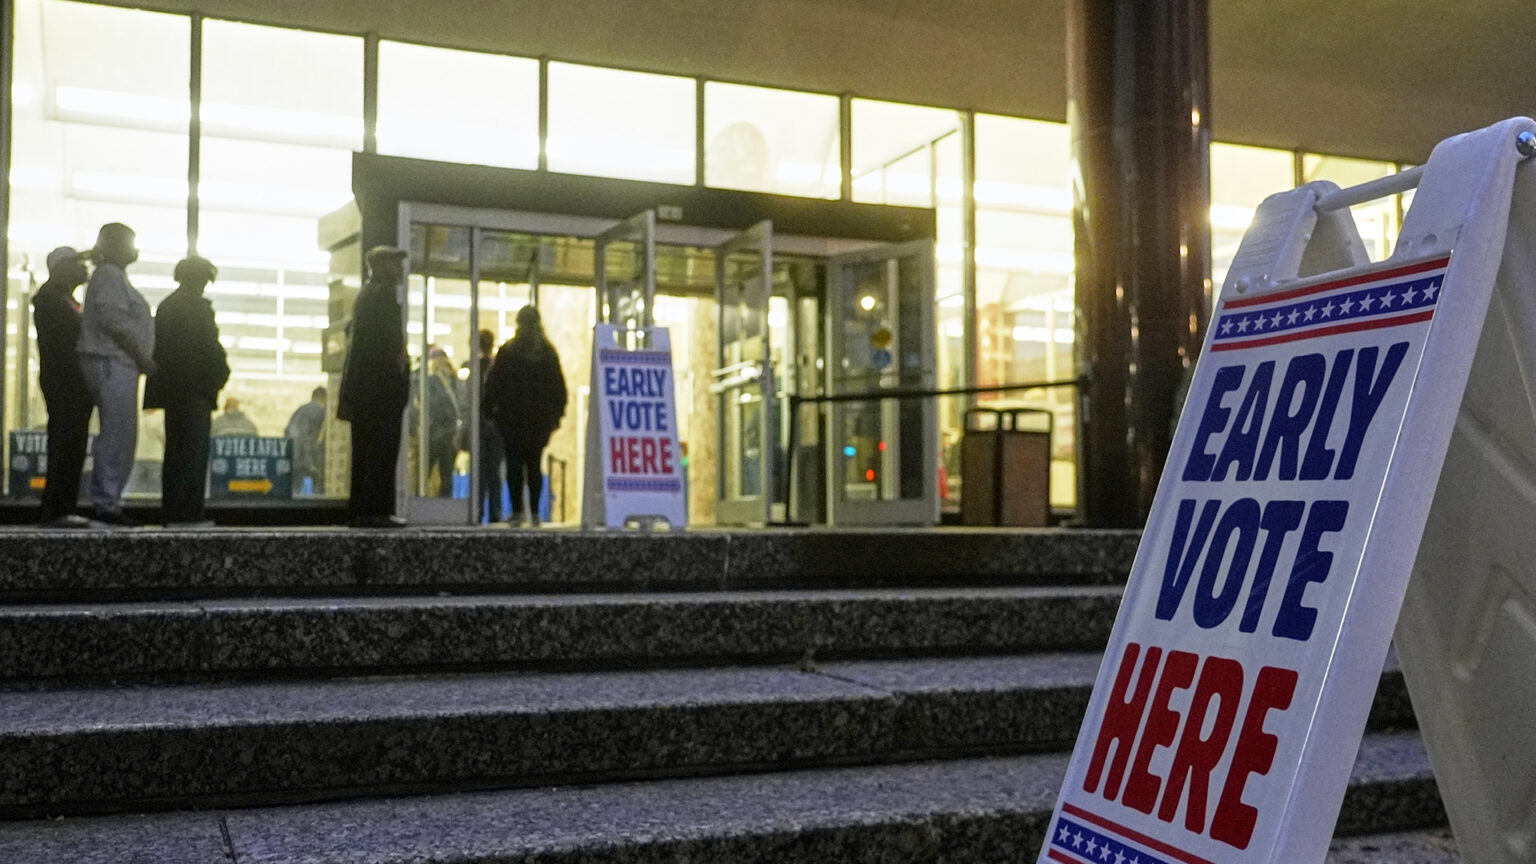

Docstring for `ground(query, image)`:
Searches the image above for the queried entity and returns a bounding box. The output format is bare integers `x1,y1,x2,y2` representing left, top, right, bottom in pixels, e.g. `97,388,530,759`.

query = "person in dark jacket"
32,246,93,527
485,305,566,525
144,256,230,527
473,329,505,522
338,246,410,528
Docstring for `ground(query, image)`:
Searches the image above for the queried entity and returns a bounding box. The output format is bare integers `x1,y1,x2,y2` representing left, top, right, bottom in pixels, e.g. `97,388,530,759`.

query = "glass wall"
378,41,540,169
703,82,839,199
971,113,1076,510
1302,153,1400,262
1210,143,1296,294
7,0,189,489
199,20,361,471
546,62,695,184
1,0,1424,518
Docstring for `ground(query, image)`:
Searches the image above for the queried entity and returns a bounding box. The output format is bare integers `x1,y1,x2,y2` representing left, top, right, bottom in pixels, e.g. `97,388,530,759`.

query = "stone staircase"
0,529,1460,862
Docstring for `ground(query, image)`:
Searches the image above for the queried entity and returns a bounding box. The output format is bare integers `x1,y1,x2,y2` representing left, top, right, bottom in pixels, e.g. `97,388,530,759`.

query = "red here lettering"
609,437,626,473
1159,656,1244,832
640,438,658,473
1210,665,1298,849
659,442,674,473
1084,643,1162,799
1123,650,1199,814
625,437,641,473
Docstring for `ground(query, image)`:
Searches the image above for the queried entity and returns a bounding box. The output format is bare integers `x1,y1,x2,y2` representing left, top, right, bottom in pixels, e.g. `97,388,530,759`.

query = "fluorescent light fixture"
773,161,830,186
54,85,190,125
201,100,361,144
974,181,1072,212
939,294,965,308
72,170,187,203
8,166,60,190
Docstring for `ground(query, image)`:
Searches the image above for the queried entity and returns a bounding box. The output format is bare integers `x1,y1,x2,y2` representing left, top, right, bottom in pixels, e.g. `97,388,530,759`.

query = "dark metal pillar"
1069,0,1211,527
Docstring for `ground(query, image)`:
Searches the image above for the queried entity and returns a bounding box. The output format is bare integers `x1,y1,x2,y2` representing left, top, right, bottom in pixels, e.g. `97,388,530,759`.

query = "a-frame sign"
1040,117,1536,864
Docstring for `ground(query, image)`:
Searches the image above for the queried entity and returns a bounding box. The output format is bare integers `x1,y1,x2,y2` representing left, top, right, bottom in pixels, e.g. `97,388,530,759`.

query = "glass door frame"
712,220,778,525
396,202,619,524
594,210,657,330
824,239,940,526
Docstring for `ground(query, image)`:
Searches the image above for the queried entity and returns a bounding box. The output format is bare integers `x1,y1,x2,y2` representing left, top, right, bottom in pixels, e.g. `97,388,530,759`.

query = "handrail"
779,376,1086,525
547,454,568,523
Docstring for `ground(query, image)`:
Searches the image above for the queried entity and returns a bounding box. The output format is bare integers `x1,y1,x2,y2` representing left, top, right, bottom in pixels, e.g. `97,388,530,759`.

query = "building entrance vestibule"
333,155,941,527
377,201,939,527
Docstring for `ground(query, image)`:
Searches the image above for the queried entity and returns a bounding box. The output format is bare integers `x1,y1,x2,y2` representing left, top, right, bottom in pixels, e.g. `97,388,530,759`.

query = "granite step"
0,736,1444,864
0,653,1416,818
1327,829,1463,864
0,528,1139,601
0,586,1125,683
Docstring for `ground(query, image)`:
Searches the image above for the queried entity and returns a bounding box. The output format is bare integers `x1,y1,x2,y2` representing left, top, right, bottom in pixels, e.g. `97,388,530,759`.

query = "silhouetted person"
211,397,258,436
423,346,460,497
144,257,229,527
33,246,92,528
485,305,566,526
338,246,410,528
77,222,154,527
474,329,505,522
286,386,328,495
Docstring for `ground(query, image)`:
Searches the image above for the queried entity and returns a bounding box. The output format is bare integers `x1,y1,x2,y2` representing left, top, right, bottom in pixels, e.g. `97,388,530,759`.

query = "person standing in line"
423,346,460,497
143,256,229,527
473,329,505,522
211,397,258,436
33,246,93,528
77,222,155,527
285,386,328,495
338,246,410,528
485,305,566,526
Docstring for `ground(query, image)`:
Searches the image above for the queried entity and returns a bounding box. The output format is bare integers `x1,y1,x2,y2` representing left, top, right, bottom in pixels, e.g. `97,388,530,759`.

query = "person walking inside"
77,222,154,527
285,386,328,495
33,246,93,527
338,246,410,528
144,256,229,527
485,305,566,526
473,329,505,522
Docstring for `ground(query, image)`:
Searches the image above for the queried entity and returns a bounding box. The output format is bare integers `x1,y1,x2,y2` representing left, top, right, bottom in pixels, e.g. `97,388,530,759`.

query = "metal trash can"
960,407,1052,527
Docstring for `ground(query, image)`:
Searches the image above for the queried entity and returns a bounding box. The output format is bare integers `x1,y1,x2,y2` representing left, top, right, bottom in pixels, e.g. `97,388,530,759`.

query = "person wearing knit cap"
33,246,92,527
144,255,229,527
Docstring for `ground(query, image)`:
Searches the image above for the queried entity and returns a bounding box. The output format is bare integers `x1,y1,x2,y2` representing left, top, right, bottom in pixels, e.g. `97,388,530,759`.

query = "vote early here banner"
1040,254,1450,864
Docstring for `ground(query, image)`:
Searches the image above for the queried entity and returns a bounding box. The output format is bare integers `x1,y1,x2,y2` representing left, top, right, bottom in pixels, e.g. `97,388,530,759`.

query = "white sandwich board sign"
1040,117,1536,864
582,323,687,529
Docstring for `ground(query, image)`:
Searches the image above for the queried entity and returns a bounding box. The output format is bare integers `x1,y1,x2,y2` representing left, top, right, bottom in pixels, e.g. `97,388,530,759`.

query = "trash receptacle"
961,407,1051,527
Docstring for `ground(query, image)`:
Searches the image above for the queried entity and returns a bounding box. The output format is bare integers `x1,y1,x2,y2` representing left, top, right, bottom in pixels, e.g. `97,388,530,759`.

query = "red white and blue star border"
1211,255,1449,353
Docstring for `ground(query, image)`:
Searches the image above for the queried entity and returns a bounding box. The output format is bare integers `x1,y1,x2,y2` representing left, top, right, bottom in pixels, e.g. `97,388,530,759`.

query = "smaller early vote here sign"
592,326,685,528
1040,255,1451,864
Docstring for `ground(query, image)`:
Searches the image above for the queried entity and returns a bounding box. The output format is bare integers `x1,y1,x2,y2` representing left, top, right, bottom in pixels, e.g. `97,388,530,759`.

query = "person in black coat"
484,305,566,525
32,246,92,527
338,246,410,528
144,256,230,526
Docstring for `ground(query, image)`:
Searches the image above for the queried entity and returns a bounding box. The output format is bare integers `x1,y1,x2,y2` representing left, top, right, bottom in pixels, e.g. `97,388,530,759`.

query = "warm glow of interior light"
54,85,189,125
973,181,1073,212
1210,204,1258,231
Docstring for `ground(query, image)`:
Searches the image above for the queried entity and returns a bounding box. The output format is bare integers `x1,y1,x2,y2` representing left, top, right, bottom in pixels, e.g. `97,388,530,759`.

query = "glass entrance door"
595,210,656,329
825,240,939,525
403,224,481,524
713,221,778,525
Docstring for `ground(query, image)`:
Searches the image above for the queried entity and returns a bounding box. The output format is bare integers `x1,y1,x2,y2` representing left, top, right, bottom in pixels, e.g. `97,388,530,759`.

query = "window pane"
7,0,190,489
200,19,362,494
850,99,961,205
378,41,539,169
973,113,1075,510
703,82,838,199
547,62,695,184
1211,142,1294,291
1302,153,1399,262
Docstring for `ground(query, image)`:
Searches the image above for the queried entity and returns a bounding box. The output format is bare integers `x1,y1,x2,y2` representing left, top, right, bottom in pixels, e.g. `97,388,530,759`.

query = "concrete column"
1068,0,1211,527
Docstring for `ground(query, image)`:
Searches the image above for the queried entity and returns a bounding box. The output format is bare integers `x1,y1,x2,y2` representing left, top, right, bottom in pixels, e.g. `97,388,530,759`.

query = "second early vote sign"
1040,253,1450,864
589,323,686,528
